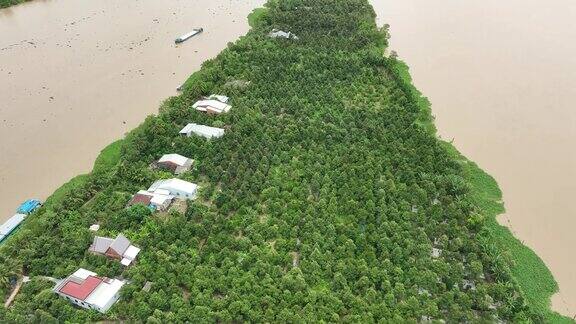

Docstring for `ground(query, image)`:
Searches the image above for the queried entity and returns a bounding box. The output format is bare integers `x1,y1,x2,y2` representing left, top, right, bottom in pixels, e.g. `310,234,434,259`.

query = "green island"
0,0,569,322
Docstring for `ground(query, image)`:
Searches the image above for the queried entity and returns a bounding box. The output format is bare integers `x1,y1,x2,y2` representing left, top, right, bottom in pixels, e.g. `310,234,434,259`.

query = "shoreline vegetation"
0,0,569,322
392,60,570,323
0,0,28,9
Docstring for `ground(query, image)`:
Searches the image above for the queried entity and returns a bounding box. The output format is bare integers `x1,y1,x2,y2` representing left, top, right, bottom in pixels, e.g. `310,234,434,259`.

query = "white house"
193,99,231,114
148,178,198,200
269,29,299,39
157,153,194,175
53,268,126,313
180,123,225,139
89,233,141,266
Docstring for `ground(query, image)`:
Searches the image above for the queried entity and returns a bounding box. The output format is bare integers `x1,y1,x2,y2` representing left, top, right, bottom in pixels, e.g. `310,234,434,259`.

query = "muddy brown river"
0,0,263,219
371,0,576,317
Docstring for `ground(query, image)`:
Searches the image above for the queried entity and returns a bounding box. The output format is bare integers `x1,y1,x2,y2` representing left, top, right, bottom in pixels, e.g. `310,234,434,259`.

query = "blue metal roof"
17,199,42,214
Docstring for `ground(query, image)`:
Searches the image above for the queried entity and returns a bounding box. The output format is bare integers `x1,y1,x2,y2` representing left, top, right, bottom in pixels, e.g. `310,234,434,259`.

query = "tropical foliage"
0,0,559,322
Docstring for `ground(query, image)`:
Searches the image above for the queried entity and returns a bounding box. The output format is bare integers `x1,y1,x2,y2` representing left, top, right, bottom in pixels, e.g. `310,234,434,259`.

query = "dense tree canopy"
0,0,544,322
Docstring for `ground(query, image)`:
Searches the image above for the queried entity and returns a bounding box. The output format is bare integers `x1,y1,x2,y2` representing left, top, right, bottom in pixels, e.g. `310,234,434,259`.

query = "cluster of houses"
89,233,141,266
54,94,231,313
52,232,143,311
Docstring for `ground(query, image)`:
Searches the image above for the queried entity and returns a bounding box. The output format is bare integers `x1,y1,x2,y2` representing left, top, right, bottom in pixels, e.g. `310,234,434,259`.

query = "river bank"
0,0,265,223
371,0,576,317
0,0,28,9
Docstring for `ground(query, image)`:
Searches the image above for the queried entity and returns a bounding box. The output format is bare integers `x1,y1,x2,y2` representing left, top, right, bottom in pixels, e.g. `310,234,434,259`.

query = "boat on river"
0,199,42,243
175,28,203,44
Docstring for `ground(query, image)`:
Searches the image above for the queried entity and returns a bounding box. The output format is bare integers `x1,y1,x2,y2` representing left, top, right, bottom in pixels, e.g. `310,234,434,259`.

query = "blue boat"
17,199,42,215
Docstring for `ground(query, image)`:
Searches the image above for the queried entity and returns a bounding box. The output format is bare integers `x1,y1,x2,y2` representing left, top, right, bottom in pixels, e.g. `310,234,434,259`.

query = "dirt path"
4,279,22,308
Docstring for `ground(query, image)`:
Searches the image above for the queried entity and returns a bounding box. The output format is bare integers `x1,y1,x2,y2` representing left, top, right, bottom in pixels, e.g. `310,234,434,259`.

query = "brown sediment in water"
371,0,576,317
0,0,264,220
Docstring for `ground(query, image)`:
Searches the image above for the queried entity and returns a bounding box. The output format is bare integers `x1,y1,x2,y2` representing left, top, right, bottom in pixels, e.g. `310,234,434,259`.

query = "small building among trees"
89,233,141,266
156,153,194,175
53,268,126,313
269,29,299,39
148,178,198,200
180,123,225,139
193,99,231,115
127,190,174,211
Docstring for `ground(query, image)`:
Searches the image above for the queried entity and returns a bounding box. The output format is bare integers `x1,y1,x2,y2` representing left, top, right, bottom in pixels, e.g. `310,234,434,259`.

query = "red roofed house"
53,268,126,313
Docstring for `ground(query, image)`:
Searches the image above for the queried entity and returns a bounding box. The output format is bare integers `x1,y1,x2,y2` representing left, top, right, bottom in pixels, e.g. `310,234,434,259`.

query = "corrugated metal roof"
158,154,190,167
192,99,231,113
109,234,130,256
89,236,114,254
149,178,197,196
129,193,153,206
207,94,229,103
179,123,225,139
269,29,298,39
123,245,141,260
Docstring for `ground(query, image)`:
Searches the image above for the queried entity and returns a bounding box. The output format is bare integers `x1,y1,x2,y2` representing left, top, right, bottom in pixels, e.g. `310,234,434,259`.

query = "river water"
371,0,576,317
0,0,264,221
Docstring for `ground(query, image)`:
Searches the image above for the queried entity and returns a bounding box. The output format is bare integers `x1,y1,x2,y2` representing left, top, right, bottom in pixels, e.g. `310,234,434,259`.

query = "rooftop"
59,275,103,301
109,234,130,255
89,236,114,254
129,193,153,206
192,99,231,114
17,199,41,214
148,178,197,195
207,94,229,103
158,153,191,167
179,123,225,138
85,278,125,310
54,268,126,313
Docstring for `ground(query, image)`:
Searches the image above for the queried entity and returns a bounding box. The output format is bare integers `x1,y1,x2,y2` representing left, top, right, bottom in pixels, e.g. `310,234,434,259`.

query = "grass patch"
41,175,90,210
248,7,269,28
463,156,571,323
0,0,29,9
92,140,123,172
389,59,436,135
42,140,122,210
